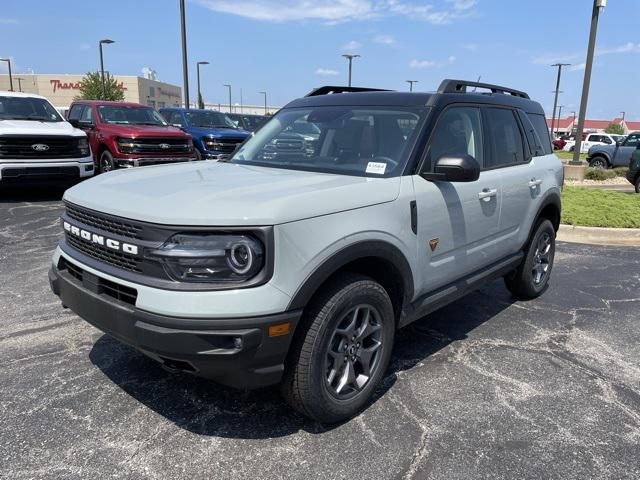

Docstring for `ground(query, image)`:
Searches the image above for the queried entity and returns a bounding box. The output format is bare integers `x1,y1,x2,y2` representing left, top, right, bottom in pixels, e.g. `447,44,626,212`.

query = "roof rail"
305,86,392,97
437,79,530,99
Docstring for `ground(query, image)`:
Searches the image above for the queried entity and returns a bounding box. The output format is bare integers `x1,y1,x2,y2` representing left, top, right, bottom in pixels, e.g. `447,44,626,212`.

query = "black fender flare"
523,191,561,249
287,240,415,311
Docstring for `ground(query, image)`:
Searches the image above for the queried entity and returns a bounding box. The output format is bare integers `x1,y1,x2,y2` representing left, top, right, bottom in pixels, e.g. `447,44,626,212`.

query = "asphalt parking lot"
1,186,639,480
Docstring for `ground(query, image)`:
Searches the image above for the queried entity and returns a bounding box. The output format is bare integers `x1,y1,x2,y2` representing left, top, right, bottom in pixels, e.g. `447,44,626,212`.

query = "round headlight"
228,242,254,274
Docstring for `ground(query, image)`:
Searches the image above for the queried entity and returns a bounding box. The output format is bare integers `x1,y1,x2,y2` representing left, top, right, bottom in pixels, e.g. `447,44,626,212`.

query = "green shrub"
584,167,617,181
613,167,628,177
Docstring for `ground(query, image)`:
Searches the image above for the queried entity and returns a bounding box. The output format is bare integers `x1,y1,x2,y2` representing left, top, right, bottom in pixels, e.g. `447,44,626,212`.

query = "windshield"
97,105,167,125
231,106,427,177
0,96,63,122
184,110,236,129
611,135,625,142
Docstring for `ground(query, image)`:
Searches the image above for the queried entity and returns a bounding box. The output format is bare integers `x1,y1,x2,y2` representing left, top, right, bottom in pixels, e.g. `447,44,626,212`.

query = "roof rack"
305,86,392,97
437,79,530,99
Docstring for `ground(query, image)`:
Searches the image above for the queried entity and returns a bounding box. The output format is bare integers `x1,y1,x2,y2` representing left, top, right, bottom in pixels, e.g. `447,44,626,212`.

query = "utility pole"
179,0,190,109
223,84,232,113
0,58,13,91
550,63,570,139
620,111,626,121
342,54,360,87
406,80,417,92
15,77,23,92
240,88,243,114
259,91,267,115
572,0,606,165
196,61,209,109
571,111,577,134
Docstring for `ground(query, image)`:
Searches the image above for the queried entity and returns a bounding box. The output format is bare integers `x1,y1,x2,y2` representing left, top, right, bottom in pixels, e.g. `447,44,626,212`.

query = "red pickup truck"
67,100,197,173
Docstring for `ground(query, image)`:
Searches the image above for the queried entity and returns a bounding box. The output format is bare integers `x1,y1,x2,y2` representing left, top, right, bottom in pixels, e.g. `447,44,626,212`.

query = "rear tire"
99,150,116,174
281,273,395,423
635,176,640,194
588,156,608,169
504,219,556,300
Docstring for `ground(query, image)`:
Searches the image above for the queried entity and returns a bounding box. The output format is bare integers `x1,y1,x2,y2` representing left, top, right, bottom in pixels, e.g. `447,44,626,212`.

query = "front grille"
59,257,138,306
66,234,142,273
1,166,79,179
118,136,191,155
274,138,304,151
66,203,142,239
204,137,245,153
0,136,86,159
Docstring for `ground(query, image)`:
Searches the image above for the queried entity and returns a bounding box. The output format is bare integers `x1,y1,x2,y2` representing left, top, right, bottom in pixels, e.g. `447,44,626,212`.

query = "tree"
74,71,125,101
197,92,205,109
604,122,625,135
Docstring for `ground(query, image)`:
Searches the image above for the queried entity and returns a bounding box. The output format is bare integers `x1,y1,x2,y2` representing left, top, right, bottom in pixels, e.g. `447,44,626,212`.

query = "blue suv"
159,108,251,160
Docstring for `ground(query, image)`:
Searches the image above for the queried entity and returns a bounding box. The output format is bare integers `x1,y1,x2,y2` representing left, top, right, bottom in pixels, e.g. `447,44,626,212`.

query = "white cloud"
80,44,91,50
341,40,362,51
532,42,640,65
373,34,396,45
569,63,585,72
462,43,478,51
315,68,340,76
0,18,19,24
195,0,478,24
409,55,456,68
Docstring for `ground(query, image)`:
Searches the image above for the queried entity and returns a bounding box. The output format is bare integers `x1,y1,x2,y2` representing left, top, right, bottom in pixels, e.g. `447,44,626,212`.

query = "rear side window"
527,113,553,155
484,108,525,168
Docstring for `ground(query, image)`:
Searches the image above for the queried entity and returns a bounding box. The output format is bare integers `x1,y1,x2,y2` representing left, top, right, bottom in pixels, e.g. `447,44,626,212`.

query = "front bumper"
0,156,94,182
115,155,199,168
49,258,301,389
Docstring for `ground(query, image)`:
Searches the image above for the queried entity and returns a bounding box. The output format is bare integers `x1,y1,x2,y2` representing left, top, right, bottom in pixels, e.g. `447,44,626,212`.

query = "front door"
413,105,501,294
612,133,640,167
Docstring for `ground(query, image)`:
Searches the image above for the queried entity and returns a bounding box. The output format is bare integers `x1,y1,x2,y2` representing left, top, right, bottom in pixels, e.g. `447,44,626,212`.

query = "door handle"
478,188,497,201
528,178,542,188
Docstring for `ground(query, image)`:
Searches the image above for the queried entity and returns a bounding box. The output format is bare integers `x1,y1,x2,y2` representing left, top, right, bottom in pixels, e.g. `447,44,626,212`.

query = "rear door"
483,107,543,255
413,105,502,292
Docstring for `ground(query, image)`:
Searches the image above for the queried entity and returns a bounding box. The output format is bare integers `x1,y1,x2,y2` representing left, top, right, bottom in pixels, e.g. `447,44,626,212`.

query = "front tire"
504,219,556,299
281,274,395,423
635,176,640,194
99,150,116,174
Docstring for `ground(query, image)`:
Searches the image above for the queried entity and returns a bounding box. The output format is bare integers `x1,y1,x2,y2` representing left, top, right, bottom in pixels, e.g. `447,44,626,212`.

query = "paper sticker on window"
366,162,387,175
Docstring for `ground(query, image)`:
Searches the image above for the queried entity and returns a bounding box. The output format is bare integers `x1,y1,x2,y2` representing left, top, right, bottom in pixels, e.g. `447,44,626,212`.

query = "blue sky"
1,0,639,120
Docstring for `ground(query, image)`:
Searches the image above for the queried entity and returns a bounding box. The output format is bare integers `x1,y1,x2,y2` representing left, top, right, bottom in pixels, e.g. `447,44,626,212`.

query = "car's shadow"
0,184,71,203
89,281,515,438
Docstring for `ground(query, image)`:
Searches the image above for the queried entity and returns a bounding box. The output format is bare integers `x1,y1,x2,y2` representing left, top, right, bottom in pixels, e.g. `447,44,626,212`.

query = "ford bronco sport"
0,91,93,184
49,80,562,422
67,100,197,173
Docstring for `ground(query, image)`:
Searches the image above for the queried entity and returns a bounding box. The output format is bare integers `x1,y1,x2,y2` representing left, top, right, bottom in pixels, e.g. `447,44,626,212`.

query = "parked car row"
0,89,269,184
560,132,626,153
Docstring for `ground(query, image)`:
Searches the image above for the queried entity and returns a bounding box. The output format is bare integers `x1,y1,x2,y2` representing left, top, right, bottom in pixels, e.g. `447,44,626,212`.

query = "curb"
558,224,640,246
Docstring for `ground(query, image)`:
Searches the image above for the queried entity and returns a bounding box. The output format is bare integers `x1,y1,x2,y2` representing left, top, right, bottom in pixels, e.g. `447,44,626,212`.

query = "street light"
15,77,23,92
556,105,564,137
550,63,570,139
571,111,577,133
620,111,626,122
98,39,114,100
179,0,190,109
342,54,360,87
196,61,209,109
259,91,267,115
0,58,13,91
406,80,418,92
571,0,606,165
223,84,232,113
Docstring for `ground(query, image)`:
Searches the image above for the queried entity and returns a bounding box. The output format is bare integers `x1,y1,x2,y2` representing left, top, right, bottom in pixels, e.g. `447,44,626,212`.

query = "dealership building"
0,74,182,110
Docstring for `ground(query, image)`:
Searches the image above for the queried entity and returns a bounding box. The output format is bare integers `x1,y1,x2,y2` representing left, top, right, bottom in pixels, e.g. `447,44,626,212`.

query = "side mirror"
615,141,621,146
68,119,80,128
421,154,480,183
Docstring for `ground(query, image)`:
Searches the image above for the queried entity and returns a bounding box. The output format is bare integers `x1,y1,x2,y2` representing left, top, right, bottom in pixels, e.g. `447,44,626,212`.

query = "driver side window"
424,106,483,172
625,134,639,148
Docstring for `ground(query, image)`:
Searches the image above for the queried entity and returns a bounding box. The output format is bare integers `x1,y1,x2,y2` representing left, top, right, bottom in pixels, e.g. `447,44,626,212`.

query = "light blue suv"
49,80,563,422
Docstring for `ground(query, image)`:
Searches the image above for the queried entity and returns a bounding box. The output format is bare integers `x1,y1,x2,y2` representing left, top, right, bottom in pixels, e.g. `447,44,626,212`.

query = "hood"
0,119,85,137
100,124,188,137
185,126,251,140
64,162,401,226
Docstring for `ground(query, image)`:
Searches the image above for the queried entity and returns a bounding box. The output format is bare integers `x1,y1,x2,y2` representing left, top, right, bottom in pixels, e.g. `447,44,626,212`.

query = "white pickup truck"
0,91,94,184
562,132,626,154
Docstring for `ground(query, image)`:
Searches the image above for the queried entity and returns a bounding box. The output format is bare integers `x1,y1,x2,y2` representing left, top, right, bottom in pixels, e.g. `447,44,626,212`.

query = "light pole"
179,0,190,109
620,111,626,121
550,63,570,139
406,80,417,92
0,58,13,91
196,61,209,109
98,39,114,100
223,84,232,113
15,77,23,92
571,111,577,134
572,0,606,165
240,88,243,114
259,91,267,115
556,105,564,137
342,54,360,87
